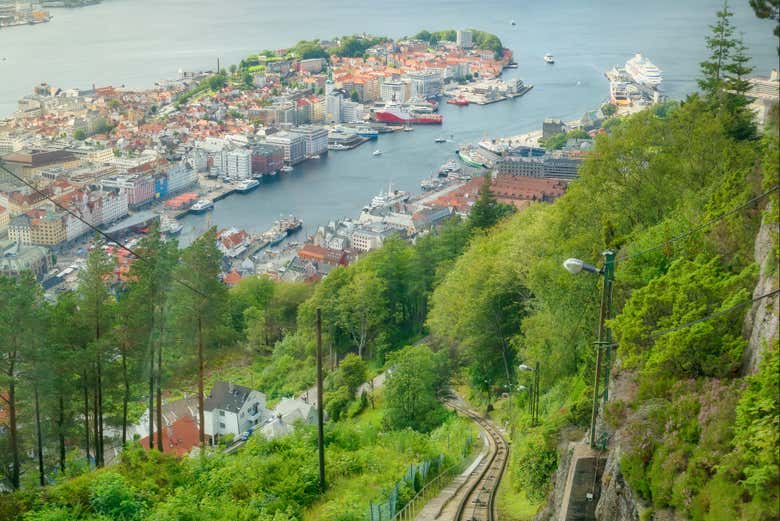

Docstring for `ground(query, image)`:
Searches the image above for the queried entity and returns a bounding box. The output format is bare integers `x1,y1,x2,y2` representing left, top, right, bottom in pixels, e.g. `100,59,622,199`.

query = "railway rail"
443,399,509,521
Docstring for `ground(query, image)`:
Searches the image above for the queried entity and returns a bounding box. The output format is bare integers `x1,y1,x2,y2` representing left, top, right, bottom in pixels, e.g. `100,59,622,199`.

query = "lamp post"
563,250,615,448
518,362,540,427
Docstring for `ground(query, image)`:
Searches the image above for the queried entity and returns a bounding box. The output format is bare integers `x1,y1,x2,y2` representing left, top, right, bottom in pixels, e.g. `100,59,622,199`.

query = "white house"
273,397,317,426
203,381,267,441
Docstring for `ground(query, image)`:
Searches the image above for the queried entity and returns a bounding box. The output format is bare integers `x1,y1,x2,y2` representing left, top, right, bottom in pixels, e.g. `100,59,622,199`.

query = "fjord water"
0,0,776,242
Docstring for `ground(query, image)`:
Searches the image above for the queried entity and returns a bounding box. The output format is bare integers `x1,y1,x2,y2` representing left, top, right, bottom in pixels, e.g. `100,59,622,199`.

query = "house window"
219,410,225,416
219,422,225,429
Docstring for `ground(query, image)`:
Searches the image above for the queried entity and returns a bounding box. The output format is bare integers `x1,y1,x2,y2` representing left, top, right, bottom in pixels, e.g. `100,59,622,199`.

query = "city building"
265,131,306,165
166,162,197,194
225,149,252,179
0,239,51,279
542,118,567,139
251,144,284,175
456,29,473,48
340,99,364,123
289,125,329,157
747,69,780,129
380,80,408,103
351,225,393,252
406,70,443,99
203,381,268,442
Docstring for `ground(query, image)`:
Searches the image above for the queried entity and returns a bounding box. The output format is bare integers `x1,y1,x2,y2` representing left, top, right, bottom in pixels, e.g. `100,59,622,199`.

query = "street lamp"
563,250,615,448
518,362,541,426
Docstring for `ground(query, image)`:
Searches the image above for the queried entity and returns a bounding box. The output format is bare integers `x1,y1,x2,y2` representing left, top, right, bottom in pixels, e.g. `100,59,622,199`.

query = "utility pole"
316,308,326,493
589,250,615,447
533,361,540,427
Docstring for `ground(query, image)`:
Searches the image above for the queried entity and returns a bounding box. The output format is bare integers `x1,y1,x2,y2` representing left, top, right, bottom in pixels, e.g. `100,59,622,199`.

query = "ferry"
236,178,260,193
456,147,487,169
374,106,443,125
190,199,214,214
544,53,555,64
356,127,379,139
625,53,662,87
160,214,183,235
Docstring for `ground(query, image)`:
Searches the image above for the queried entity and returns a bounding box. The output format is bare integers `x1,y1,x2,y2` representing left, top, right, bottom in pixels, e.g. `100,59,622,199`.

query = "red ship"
447,97,469,106
374,106,443,124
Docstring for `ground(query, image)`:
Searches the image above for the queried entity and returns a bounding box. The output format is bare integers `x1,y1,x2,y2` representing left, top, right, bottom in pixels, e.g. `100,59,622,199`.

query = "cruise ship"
374,106,443,125
625,53,662,87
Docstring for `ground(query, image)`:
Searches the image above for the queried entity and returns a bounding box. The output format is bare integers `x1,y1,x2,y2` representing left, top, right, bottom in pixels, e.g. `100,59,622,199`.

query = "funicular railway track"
443,400,509,521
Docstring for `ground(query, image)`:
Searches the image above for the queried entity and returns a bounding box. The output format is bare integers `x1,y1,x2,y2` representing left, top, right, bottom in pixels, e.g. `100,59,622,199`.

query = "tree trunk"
148,337,155,450
121,345,128,447
58,394,66,473
83,381,90,466
96,356,104,467
34,385,45,486
92,377,99,467
8,356,19,489
156,307,164,452
197,315,205,448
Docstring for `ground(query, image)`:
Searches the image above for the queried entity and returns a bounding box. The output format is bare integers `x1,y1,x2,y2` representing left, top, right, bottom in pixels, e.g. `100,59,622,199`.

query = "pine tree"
699,1,737,98
170,228,228,448
77,242,115,467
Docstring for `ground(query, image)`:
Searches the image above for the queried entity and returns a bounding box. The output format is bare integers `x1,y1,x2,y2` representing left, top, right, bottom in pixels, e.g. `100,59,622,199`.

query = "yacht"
372,149,383,156
190,199,214,214
236,178,260,193
544,53,555,64
435,137,447,143
625,53,663,87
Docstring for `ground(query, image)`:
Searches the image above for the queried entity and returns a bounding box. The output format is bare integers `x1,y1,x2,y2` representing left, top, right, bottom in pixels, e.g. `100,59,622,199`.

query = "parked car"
238,430,252,442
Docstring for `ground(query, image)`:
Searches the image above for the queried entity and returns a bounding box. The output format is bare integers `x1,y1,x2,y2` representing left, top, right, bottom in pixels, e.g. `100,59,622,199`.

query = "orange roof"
223,270,242,286
138,415,200,457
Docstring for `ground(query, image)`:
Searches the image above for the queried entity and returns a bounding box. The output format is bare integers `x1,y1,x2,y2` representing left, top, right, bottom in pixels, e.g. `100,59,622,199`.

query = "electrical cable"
616,184,779,263
0,160,208,298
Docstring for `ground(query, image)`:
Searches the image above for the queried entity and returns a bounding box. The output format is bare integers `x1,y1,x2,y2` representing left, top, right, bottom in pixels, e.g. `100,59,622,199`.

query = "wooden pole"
316,308,326,492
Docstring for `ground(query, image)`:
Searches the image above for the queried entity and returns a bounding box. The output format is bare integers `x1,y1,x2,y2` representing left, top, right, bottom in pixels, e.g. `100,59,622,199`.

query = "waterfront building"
542,118,567,139
747,69,780,129
495,152,582,180
325,93,343,123
351,225,393,252
101,175,155,208
406,70,443,99
289,125,329,157
456,29,473,49
251,143,284,175
166,162,197,194
380,80,408,103
341,99,364,124
266,131,306,165
225,149,252,179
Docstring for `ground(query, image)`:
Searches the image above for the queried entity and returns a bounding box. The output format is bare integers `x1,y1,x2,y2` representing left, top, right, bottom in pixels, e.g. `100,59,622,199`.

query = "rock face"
533,441,574,521
741,204,780,376
594,438,640,521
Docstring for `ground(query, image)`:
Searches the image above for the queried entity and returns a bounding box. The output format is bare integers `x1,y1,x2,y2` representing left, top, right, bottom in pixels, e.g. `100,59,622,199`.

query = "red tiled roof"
138,415,200,457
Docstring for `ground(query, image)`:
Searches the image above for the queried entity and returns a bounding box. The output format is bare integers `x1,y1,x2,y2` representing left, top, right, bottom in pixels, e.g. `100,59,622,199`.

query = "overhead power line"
0,160,208,299
617,185,779,263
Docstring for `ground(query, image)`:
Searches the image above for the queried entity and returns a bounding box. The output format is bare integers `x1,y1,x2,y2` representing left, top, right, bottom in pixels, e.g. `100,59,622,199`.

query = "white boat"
435,137,447,143
544,53,555,64
368,184,410,209
310,154,321,159
625,53,662,87
159,214,183,235
372,149,383,156
236,178,260,193
190,199,214,213
280,165,294,173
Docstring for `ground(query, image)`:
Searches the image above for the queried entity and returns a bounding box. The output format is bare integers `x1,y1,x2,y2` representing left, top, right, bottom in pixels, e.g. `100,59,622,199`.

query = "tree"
750,0,780,54
73,129,86,140
699,2,738,97
229,64,237,77
0,273,43,489
78,244,115,467
601,103,618,117
337,270,387,359
350,89,359,102
383,345,448,432
336,353,367,396
468,174,513,230
170,228,229,448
